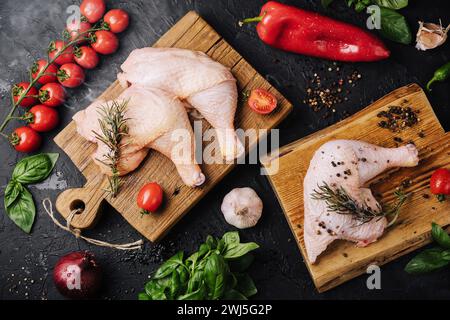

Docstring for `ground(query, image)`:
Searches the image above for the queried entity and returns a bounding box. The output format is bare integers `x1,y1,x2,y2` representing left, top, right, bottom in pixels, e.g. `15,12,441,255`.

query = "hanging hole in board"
70,200,85,214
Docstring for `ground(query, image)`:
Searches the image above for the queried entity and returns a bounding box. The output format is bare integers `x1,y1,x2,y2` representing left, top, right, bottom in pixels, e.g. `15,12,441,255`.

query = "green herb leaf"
187,269,204,293
145,280,167,300
5,186,35,233
178,283,206,300
153,251,184,279
12,153,59,185
235,273,258,298
431,222,450,249
4,180,23,208
222,231,240,245
405,247,450,274
223,242,259,260
169,270,181,299
138,292,151,300
223,289,248,300
204,253,228,300
373,0,408,10
321,0,335,8
379,7,412,44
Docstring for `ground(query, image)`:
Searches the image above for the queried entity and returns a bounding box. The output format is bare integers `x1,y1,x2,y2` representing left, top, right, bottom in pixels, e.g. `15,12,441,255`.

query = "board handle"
55,184,106,229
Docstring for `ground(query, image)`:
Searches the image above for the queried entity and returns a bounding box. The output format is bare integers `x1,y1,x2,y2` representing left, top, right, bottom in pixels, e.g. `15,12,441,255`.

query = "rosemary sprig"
92,99,129,198
311,182,409,226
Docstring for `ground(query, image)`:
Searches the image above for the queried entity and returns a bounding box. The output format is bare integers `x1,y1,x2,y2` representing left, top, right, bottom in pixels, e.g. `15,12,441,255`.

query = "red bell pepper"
240,1,390,62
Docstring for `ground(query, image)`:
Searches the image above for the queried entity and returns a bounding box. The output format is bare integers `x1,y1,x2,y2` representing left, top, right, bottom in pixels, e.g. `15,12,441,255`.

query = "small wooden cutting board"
261,83,449,292
54,11,292,241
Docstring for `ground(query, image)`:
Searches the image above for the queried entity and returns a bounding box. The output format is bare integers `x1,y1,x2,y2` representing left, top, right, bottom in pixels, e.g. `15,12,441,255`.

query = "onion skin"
53,251,102,299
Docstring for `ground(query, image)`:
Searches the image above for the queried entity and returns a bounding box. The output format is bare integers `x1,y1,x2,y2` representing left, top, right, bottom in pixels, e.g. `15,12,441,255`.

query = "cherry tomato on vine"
10,126,42,153
31,59,58,85
57,63,85,88
39,83,66,107
74,46,99,69
430,168,450,202
66,20,92,42
90,30,119,55
26,105,59,132
12,82,38,108
137,182,164,214
48,40,74,65
103,9,130,33
80,0,106,24
247,88,278,115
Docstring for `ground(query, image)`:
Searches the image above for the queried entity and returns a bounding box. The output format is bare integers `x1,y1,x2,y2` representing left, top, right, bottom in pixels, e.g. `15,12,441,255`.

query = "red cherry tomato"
80,0,106,24
12,82,38,107
430,168,450,202
26,105,59,132
57,63,85,88
137,182,164,213
74,46,99,69
39,83,66,107
103,9,130,33
66,20,92,42
90,30,119,55
10,127,42,153
31,60,58,85
48,40,75,65
247,88,278,115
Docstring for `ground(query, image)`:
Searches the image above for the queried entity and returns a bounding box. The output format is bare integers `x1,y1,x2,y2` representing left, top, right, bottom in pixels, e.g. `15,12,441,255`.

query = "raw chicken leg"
117,47,244,160
73,86,205,187
303,140,419,263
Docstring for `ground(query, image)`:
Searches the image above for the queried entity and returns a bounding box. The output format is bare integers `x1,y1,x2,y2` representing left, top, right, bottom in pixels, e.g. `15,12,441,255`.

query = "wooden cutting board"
54,11,292,241
261,83,449,292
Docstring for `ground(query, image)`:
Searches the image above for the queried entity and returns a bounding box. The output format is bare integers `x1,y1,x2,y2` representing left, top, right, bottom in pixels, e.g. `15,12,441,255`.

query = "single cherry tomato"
10,126,42,153
137,182,164,214
57,63,85,88
103,9,130,33
26,105,59,132
48,40,75,65
12,82,38,107
74,46,99,69
247,88,278,115
66,20,92,42
430,168,450,202
80,0,106,24
39,83,66,107
31,60,58,85
90,30,119,55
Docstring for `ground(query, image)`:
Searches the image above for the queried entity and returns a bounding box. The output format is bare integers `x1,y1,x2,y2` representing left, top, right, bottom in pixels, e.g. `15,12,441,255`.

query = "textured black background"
0,0,449,300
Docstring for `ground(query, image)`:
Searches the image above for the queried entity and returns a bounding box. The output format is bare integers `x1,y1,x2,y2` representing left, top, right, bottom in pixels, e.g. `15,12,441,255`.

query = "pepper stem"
437,194,446,202
426,77,436,91
238,15,263,27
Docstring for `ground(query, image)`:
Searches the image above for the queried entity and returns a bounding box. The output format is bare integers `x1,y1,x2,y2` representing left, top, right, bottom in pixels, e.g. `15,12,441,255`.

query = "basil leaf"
321,0,335,7
169,270,181,299
379,7,412,44
235,273,257,298
187,269,204,293
223,242,259,259
431,222,450,249
145,280,167,300
204,253,228,300
223,289,247,300
222,231,240,245
405,248,449,274
4,180,23,208
229,253,255,272
5,186,35,233
13,153,59,184
178,283,206,300
138,292,151,300
373,0,408,10
153,251,184,279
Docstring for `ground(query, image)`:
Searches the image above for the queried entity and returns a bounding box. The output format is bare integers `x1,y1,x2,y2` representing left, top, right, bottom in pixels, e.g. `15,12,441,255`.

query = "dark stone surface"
0,0,449,300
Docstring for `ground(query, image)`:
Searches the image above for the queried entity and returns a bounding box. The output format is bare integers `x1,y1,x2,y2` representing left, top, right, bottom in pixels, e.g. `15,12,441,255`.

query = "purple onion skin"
53,251,102,299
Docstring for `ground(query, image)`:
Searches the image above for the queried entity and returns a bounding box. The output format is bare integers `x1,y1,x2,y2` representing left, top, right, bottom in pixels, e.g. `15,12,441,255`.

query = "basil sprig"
4,153,59,233
139,232,259,300
405,223,450,274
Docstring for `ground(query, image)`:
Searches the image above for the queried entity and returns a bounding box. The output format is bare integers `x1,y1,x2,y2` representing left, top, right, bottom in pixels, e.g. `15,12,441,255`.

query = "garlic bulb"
221,187,263,229
416,21,450,51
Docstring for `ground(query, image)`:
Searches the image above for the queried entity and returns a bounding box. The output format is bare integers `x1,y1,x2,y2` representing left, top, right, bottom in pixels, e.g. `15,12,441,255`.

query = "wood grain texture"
54,11,292,241
261,83,449,292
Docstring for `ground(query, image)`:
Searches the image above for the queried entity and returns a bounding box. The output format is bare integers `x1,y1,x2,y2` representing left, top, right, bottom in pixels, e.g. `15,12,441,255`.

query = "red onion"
53,251,102,299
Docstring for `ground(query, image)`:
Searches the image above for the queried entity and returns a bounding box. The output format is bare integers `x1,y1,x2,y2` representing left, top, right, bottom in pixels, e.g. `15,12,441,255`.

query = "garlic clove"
415,21,450,51
221,187,263,229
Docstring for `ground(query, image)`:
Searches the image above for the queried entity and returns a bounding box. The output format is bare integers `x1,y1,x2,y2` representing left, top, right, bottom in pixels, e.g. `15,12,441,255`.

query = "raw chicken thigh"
303,140,419,263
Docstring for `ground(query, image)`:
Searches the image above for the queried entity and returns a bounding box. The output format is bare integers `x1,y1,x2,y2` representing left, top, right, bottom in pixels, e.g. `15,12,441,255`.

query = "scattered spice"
418,130,426,138
377,105,420,133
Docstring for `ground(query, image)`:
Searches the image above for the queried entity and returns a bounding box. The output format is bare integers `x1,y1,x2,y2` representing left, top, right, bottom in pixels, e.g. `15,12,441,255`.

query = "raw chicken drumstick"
303,140,419,263
117,47,245,161
73,86,205,187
